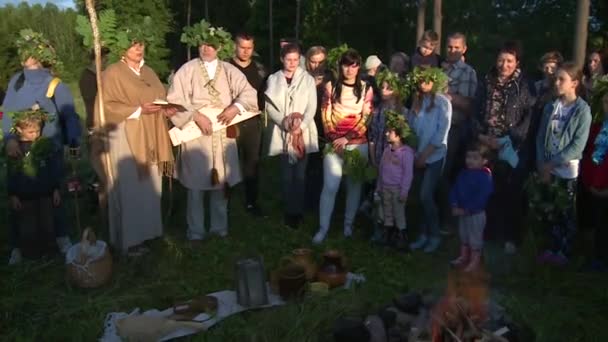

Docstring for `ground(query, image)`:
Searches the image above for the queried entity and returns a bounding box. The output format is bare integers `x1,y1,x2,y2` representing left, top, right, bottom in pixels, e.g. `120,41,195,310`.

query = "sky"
0,0,75,9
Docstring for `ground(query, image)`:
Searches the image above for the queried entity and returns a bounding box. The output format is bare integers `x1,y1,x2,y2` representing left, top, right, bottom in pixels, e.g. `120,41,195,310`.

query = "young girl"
369,70,408,168
6,109,63,264
536,62,592,265
580,78,608,271
312,49,374,244
375,111,415,250
449,143,493,272
407,67,452,253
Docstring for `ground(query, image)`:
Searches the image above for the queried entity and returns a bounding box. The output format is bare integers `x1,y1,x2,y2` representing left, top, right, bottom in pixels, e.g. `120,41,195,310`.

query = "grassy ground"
1,84,608,341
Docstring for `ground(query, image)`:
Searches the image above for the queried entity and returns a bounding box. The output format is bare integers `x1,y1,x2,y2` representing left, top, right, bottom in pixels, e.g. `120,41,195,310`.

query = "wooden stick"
455,302,481,336
84,0,115,221
431,313,462,342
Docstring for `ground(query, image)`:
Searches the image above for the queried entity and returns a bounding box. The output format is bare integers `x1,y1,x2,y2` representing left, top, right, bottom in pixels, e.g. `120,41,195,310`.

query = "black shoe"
393,230,410,253
246,204,266,218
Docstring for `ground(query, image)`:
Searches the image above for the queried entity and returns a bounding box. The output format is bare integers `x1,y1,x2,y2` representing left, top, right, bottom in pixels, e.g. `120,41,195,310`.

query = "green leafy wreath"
76,10,156,63
326,44,350,79
404,66,449,94
376,69,410,103
180,20,235,60
323,144,377,183
385,109,417,148
16,29,63,72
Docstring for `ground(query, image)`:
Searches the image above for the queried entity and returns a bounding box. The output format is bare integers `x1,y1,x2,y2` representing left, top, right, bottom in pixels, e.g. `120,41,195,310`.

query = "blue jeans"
418,159,444,238
319,144,368,232
280,154,308,216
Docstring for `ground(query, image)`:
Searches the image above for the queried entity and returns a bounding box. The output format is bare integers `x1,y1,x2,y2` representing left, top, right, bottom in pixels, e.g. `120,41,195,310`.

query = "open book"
152,99,188,112
168,107,260,146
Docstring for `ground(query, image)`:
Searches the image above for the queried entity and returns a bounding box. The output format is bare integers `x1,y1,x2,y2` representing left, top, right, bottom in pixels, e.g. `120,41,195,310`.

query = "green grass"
1,83,608,341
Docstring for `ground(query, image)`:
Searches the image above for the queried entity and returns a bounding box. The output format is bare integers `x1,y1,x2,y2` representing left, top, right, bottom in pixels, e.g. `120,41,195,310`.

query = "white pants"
186,189,228,240
319,144,368,233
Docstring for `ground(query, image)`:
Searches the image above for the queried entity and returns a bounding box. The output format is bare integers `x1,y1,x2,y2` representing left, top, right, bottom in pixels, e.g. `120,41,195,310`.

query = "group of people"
3,20,608,274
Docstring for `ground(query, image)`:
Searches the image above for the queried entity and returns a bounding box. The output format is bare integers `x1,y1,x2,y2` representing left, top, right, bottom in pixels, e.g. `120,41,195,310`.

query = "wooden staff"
85,0,115,220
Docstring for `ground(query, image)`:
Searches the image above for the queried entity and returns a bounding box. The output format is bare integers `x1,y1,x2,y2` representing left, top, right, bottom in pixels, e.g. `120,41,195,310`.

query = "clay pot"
277,259,307,300
291,248,317,281
317,250,347,288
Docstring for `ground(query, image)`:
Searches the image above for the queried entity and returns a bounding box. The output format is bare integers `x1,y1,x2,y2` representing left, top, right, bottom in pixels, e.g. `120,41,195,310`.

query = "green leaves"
15,29,63,72
591,75,608,123
323,144,377,183
376,70,410,103
524,173,571,224
8,137,54,178
385,110,417,148
75,10,156,64
326,44,349,78
180,20,235,60
404,67,449,95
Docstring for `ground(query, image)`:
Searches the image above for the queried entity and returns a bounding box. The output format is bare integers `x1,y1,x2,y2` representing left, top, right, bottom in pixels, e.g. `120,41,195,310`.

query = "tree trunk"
573,0,590,68
416,0,427,47
269,0,274,68
433,0,442,53
295,0,301,42
186,0,192,61
205,0,210,21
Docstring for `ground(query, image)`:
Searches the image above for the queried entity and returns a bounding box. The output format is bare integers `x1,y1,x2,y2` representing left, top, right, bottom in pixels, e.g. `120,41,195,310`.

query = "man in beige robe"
167,42,258,241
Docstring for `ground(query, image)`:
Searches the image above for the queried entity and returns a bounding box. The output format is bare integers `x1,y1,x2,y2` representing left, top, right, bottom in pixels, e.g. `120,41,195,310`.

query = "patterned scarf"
592,118,608,165
198,59,227,186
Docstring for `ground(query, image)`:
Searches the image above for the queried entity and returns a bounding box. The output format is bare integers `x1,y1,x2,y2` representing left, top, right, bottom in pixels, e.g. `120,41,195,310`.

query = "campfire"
333,269,530,342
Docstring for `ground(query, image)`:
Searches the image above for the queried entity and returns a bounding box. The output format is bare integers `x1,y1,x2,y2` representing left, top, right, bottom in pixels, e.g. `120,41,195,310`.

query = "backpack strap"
46,77,62,99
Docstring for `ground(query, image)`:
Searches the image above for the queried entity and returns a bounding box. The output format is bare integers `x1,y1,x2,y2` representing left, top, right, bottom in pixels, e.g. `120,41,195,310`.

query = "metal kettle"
235,256,269,307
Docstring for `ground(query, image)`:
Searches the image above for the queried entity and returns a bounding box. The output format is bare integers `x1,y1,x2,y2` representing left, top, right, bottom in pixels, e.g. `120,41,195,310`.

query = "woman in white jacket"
265,43,318,229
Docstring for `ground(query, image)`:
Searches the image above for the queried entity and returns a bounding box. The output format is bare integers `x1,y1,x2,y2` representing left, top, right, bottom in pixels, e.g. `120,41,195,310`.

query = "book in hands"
152,99,187,112
168,107,260,146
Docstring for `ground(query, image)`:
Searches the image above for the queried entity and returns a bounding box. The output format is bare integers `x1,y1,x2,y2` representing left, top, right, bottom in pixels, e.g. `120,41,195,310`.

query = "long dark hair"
332,49,363,104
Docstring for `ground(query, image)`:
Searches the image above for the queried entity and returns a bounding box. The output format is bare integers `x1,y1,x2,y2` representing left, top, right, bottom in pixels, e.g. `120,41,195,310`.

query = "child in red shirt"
580,90,608,271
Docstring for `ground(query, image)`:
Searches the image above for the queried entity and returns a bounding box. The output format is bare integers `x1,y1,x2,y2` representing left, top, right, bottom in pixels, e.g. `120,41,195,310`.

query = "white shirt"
126,59,146,119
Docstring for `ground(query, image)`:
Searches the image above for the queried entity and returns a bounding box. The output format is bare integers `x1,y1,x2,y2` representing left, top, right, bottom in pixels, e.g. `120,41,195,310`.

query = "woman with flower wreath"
85,16,175,256
406,67,452,253
2,29,81,263
312,49,374,245
167,20,257,243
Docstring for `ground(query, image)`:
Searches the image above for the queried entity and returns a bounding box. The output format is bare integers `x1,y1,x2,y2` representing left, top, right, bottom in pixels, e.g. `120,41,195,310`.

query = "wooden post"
187,0,192,61
433,0,442,53
84,0,114,223
573,0,590,68
416,0,427,48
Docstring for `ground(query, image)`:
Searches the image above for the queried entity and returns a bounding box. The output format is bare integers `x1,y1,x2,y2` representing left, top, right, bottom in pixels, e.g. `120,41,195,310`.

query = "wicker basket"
66,228,113,288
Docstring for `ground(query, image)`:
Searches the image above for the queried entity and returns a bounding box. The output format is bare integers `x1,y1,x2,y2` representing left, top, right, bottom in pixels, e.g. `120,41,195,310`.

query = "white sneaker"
504,241,517,255
312,229,327,245
56,236,73,254
8,248,22,265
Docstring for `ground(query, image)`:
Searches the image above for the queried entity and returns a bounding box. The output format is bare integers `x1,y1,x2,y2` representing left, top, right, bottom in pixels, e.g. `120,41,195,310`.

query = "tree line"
0,0,607,96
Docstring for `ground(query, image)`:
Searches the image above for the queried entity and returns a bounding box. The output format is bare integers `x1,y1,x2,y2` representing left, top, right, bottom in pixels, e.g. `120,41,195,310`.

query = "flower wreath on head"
326,44,350,79
405,66,449,94
180,20,235,60
375,69,409,103
6,108,55,178
76,10,156,63
16,29,62,72
384,109,417,148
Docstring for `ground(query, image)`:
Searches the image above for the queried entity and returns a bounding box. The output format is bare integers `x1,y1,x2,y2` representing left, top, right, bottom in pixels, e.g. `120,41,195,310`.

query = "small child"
6,110,63,264
375,112,415,251
410,30,443,68
449,142,493,272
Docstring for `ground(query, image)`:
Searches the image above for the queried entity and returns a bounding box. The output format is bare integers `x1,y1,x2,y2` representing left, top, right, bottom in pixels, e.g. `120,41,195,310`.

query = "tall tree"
416,0,427,47
574,0,591,68
433,0,442,53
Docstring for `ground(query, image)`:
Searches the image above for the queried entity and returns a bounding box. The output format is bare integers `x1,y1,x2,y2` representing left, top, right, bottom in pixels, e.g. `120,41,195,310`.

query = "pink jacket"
376,144,415,198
